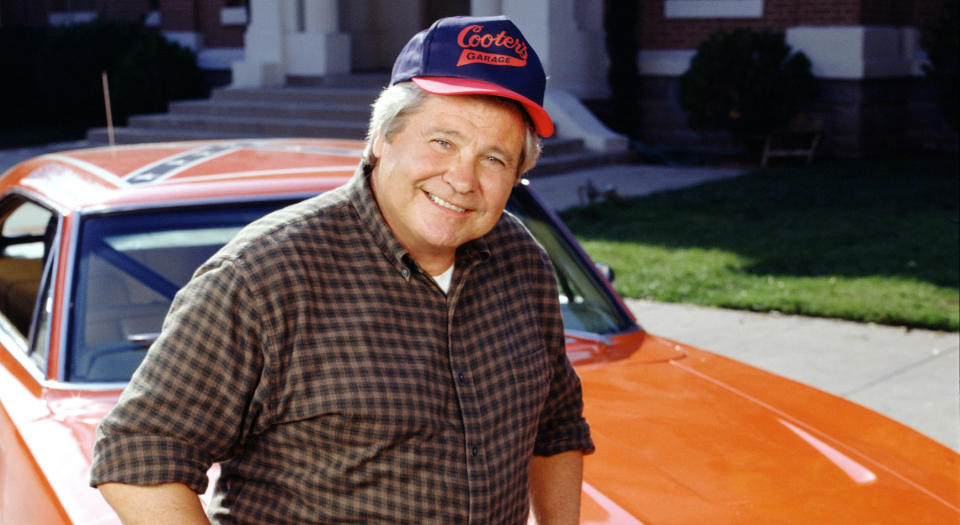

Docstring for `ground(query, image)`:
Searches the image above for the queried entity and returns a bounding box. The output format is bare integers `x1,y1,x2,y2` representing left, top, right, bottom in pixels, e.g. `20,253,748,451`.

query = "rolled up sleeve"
90,257,267,493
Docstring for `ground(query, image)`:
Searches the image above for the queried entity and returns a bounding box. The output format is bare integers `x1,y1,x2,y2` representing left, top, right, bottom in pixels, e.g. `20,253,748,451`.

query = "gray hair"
362,82,542,177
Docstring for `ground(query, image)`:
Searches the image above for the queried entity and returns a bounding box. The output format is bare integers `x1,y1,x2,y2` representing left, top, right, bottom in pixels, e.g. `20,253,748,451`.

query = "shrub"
922,0,958,130
0,20,206,142
678,28,819,145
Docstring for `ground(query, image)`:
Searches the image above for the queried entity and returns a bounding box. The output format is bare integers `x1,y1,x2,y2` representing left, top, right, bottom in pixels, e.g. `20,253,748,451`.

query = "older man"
91,15,593,524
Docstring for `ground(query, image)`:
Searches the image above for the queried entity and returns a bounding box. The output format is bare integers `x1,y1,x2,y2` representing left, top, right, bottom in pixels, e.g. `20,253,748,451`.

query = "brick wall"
158,0,241,47
630,0,956,158
98,0,151,22
638,0,942,50
0,0,244,48
195,1,244,47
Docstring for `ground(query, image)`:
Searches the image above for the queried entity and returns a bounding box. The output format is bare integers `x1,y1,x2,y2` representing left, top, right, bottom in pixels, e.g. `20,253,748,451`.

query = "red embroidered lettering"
455,24,528,67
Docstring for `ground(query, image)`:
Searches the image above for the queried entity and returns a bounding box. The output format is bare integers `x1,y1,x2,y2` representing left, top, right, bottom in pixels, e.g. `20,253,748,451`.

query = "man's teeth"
428,193,467,212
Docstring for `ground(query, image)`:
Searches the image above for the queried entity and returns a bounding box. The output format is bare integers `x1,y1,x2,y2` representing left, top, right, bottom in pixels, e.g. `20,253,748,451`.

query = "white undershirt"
431,264,455,293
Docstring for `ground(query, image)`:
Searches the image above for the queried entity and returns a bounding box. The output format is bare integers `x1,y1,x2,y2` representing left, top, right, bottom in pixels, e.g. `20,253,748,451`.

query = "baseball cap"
391,16,554,137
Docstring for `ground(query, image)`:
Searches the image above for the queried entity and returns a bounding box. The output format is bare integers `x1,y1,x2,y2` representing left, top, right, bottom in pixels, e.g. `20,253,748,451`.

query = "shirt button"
457,372,465,383
472,447,479,457
401,268,410,278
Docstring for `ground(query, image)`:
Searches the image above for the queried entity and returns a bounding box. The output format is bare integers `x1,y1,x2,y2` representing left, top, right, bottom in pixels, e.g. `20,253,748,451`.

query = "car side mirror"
595,262,615,283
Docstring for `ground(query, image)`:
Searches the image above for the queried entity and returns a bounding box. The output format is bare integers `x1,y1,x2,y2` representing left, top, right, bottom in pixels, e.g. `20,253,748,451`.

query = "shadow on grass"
560,156,959,289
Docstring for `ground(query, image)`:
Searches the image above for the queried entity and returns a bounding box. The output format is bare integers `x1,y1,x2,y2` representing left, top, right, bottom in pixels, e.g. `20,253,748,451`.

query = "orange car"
0,139,957,524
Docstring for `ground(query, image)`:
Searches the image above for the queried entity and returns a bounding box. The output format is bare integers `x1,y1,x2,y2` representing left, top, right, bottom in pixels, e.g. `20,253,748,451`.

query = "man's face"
370,94,525,273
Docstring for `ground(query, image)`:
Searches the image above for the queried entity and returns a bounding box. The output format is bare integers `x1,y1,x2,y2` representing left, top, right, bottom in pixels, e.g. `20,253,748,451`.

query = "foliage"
922,0,959,130
559,156,959,331
678,28,819,144
0,20,206,144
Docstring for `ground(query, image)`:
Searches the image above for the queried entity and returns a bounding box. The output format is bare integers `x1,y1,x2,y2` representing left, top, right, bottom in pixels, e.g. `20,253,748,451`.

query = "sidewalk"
529,163,960,452
628,299,959,452
527,163,744,210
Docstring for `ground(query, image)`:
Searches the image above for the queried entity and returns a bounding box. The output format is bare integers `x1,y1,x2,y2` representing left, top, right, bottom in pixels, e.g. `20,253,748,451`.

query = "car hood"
574,331,960,524
36,335,959,525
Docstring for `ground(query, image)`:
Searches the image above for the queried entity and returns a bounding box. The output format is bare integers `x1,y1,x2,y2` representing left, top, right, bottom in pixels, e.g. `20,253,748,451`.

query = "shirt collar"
347,163,491,277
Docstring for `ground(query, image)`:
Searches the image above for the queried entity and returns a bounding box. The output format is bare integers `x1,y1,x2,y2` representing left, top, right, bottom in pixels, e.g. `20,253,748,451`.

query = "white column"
502,0,608,98
231,0,288,87
232,0,351,87
471,0,503,17
285,0,351,77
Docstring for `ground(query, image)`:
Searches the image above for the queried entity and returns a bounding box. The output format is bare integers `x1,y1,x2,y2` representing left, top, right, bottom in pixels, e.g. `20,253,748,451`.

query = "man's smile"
426,191,469,213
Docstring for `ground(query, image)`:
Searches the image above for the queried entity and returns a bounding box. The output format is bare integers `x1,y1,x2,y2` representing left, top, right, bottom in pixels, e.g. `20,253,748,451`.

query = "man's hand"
98,482,210,525
529,450,584,525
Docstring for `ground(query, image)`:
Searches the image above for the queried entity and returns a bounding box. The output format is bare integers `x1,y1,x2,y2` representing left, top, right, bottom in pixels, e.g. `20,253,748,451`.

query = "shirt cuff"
533,418,595,456
89,432,211,494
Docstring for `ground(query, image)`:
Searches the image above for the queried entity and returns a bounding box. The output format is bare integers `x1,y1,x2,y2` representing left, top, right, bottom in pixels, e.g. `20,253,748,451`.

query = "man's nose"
442,154,479,193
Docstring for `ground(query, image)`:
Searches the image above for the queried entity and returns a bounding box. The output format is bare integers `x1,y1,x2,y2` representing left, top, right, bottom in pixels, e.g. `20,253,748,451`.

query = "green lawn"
559,156,959,331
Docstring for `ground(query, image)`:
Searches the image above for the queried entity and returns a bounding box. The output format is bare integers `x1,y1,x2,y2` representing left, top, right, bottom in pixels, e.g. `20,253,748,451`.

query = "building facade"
2,0,954,157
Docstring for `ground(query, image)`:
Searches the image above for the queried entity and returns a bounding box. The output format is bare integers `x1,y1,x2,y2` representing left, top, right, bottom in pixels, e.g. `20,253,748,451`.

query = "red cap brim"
412,76,554,137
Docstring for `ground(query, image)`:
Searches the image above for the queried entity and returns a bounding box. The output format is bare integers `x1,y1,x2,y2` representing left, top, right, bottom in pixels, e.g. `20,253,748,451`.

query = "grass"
559,156,960,331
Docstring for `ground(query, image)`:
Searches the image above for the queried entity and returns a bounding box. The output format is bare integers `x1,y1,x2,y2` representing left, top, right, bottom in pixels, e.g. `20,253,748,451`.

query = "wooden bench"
761,112,826,167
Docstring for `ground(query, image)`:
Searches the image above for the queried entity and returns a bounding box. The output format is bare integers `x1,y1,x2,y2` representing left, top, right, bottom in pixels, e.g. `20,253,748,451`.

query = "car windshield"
67,188,634,383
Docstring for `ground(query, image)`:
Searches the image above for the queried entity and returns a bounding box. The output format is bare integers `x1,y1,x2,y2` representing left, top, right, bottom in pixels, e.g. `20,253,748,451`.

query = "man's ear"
371,132,384,159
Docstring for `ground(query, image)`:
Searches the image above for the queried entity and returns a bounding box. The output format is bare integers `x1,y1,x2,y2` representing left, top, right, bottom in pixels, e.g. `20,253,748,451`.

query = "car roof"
1,139,363,212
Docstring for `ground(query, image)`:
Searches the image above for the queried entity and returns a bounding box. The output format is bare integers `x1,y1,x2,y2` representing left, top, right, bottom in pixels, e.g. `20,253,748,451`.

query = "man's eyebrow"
426,126,465,140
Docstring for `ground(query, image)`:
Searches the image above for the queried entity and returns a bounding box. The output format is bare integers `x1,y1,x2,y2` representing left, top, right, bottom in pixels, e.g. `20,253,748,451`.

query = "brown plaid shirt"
90,168,593,524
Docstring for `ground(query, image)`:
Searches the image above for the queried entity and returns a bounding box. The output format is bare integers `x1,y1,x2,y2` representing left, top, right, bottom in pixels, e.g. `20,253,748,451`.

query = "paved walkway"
529,163,960,452
5,145,958,452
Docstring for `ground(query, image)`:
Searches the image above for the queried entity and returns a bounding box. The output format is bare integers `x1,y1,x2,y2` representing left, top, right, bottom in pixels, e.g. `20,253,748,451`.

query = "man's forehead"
421,92,528,126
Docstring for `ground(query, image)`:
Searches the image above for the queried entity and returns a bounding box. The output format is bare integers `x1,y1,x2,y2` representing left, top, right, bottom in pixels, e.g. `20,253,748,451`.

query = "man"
91,15,593,524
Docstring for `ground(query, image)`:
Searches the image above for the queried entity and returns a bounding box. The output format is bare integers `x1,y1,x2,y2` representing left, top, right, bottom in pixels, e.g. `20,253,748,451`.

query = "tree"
678,28,819,146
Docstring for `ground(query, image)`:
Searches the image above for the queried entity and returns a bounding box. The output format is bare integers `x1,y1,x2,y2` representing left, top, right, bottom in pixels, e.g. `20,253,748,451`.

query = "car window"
0,198,57,349
68,202,288,382
506,189,634,335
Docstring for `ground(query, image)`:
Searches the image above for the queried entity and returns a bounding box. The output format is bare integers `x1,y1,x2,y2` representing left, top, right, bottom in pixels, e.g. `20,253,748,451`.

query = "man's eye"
485,156,506,166
433,139,451,148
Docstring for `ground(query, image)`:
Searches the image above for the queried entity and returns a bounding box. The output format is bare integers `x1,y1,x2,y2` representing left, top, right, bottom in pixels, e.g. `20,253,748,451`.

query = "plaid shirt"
91,168,593,524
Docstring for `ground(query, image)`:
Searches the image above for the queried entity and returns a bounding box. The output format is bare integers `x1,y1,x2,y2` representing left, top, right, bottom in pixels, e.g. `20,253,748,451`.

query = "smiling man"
91,16,593,524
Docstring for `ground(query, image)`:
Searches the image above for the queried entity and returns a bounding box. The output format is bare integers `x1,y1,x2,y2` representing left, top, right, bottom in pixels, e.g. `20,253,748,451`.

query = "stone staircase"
87,80,635,176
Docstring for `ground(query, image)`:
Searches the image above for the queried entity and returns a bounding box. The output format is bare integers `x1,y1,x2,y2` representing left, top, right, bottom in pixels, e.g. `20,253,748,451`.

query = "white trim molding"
162,31,203,52
221,6,249,26
638,49,697,76
48,10,97,26
787,26,927,79
665,0,764,19
198,48,245,71
639,26,927,79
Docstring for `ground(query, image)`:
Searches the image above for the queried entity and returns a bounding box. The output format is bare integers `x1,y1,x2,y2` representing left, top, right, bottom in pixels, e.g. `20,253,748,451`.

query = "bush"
0,20,206,143
922,0,958,130
678,28,819,145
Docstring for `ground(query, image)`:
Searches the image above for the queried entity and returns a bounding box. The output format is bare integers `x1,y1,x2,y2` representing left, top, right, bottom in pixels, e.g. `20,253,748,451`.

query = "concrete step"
541,137,586,157
287,73,390,89
86,126,263,145
212,86,380,106
126,113,368,139
168,99,371,122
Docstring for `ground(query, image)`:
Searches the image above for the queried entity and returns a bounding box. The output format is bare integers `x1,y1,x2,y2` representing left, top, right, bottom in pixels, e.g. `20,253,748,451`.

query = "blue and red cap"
391,16,554,137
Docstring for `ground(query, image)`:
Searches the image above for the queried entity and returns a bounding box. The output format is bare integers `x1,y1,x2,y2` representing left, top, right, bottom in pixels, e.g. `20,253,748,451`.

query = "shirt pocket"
506,346,551,439
510,346,550,384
